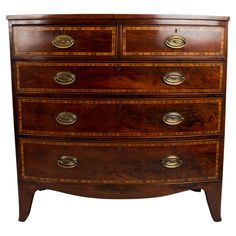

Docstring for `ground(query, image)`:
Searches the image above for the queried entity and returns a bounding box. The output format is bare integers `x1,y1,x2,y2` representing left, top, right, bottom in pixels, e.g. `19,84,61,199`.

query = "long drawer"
12,26,117,57
19,138,222,184
15,62,224,95
17,98,223,137
123,26,225,56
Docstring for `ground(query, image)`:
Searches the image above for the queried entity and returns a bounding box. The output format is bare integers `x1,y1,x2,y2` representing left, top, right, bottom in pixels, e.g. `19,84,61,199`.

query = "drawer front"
16,62,224,94
13,26,116,56
18,98,222,137
19,139,221,184
123,26,225,56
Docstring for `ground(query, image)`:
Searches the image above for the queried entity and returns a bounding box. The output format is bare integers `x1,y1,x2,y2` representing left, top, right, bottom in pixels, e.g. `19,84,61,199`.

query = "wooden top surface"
6,14,230,21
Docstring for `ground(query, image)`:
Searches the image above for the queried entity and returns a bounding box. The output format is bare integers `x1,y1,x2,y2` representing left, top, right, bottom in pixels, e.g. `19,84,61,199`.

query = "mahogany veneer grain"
7,14,229,222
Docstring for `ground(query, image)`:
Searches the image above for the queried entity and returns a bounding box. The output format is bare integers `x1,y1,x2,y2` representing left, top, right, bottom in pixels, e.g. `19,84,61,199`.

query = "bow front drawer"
17,98,223,137
123,26,225,57
19,139,222,184
15,62,224,95
12,26,117,57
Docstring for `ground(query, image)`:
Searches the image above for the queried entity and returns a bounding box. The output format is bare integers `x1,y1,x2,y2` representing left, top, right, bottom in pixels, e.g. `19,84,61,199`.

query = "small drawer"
16,62,224,94
123,26,225,56
19,138,222,184
12,26,116,57
17,98,222,138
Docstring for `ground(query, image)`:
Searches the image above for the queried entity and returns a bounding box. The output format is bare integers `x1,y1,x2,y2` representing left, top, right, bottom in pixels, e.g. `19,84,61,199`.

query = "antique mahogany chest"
7,14,229,221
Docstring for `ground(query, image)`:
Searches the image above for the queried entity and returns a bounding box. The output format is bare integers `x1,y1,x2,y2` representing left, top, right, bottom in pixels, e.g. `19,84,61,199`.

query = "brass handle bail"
56,112,78,125
165,35,187,49
57,156,78,168
52,34,75,49
54,72,76,85
161,155,183,169
163,72,185,86
162,112,184,126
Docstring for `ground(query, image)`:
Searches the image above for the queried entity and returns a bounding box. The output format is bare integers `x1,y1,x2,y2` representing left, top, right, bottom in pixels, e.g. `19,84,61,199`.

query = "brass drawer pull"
161,155,183,169
54,72,76,85
165,35,187,49
52,34,75,49
163,72,185,86
162,112,184,126
57,156,78,169
56,112,77,125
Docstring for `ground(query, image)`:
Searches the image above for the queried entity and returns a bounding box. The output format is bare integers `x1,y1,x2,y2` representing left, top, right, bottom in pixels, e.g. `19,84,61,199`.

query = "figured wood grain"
7,14,229,222
123,26,225,56
13,26,116,56
17,98,222,137
15,62,224,94
20,138,220,184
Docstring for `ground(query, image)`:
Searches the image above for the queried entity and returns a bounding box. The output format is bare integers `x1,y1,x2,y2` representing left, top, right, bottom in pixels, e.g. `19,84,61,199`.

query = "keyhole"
118,102,123,109
175,29,178,33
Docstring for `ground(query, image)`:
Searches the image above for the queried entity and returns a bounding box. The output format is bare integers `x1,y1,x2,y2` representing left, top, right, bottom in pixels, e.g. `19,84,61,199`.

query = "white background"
0,0,236,235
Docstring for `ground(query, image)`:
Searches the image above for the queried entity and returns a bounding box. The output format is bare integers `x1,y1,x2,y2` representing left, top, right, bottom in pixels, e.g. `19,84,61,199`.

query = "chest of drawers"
7,14,229,222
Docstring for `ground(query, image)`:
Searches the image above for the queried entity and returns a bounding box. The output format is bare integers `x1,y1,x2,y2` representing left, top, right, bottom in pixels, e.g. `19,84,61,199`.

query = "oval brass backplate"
161,155,183,169
52,34,75,49
163,72,185,86
54,71,76,85
165,35,187,49
57,156,78,169
162,112,184,126
56,111,78,125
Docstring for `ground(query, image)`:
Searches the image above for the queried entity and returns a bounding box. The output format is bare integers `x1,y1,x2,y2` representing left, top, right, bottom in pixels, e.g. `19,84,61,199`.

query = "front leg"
204,182,222,222
18,182,37,222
